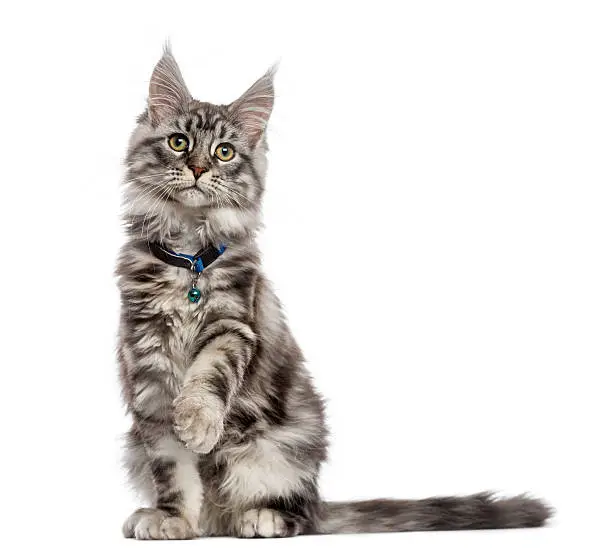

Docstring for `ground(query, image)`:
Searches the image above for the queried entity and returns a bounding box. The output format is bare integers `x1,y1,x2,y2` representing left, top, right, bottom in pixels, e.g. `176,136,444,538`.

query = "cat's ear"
148,47,192,125
228,66,276,146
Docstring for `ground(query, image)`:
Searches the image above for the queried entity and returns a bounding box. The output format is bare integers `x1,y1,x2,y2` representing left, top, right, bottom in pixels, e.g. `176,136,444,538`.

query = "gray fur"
117,48,552,539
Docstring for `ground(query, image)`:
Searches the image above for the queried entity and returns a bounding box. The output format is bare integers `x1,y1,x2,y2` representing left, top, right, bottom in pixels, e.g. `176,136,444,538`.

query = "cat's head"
124,47,274,240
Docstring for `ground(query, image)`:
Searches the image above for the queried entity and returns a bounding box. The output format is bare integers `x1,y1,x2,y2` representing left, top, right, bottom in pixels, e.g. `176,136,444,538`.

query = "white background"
1,1,610,557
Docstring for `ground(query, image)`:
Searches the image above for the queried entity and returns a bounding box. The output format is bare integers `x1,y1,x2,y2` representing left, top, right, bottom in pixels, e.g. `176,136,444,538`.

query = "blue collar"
148,242,226,273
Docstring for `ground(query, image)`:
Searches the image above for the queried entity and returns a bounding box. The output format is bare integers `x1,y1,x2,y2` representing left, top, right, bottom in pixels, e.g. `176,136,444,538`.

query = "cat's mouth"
172,184,216,208
177,185,205,193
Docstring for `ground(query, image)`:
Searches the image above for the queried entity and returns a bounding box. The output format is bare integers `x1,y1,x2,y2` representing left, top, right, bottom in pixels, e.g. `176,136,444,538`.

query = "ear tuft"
228,66,276,146
148,46,192,125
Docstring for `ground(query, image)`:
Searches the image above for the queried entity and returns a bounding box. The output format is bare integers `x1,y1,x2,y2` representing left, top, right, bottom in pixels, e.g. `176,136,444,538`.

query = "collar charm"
188,268,202,303
187,288,202,303
148,242,226,304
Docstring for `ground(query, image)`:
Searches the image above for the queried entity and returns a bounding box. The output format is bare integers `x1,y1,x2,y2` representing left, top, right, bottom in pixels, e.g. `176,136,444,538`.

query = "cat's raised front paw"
173,390,224,453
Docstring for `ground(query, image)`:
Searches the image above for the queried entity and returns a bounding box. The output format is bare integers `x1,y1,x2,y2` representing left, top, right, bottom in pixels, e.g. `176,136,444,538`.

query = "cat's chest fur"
148,262,210,374
151,229,211,361
123,227,229,380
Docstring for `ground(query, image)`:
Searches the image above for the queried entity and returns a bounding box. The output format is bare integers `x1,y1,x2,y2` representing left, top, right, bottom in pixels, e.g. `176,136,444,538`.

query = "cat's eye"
168,134,189,152
215,143,235,162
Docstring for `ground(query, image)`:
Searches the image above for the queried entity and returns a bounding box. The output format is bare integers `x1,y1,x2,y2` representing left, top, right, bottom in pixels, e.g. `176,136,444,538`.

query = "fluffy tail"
318,492,552,534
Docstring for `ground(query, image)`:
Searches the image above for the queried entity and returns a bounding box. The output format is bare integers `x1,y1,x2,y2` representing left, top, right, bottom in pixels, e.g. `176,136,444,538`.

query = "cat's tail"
317,492,552,534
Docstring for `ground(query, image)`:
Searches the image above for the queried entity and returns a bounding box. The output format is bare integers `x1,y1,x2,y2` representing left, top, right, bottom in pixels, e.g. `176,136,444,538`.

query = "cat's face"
124,49,274,235
128,104,259,210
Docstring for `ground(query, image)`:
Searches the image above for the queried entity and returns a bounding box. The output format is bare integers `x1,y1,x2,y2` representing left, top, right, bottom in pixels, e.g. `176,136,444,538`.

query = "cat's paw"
122,508,199,540
237,508,295,538
173,389,224,454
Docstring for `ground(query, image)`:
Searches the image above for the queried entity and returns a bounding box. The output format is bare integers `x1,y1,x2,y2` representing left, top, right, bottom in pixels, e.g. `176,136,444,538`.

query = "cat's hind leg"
217,433,322,538
236,508,302,538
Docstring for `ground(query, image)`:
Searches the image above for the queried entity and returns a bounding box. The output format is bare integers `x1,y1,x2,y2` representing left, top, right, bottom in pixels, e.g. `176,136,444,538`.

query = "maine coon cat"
117,48,551,539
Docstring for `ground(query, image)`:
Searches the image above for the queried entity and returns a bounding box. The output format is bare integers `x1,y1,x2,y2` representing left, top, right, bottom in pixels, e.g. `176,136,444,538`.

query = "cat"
117,47,552,539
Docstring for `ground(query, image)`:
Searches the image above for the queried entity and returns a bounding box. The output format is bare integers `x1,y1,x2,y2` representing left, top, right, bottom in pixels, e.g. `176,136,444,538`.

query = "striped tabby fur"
117,48,552,539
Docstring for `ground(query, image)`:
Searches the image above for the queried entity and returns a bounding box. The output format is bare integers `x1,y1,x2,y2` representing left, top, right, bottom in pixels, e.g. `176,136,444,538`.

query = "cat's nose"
189,165,207,179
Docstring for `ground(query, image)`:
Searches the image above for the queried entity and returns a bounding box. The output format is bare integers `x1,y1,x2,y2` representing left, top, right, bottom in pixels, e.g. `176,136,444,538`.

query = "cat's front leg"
174,318,256,453
121,349,205,539
122,432,204,539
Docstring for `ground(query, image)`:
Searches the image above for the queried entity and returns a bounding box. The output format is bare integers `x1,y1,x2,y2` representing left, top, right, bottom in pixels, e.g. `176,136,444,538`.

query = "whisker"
146,183,174,240
125,179,173,226
210,181,249,209
138,179,174,237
